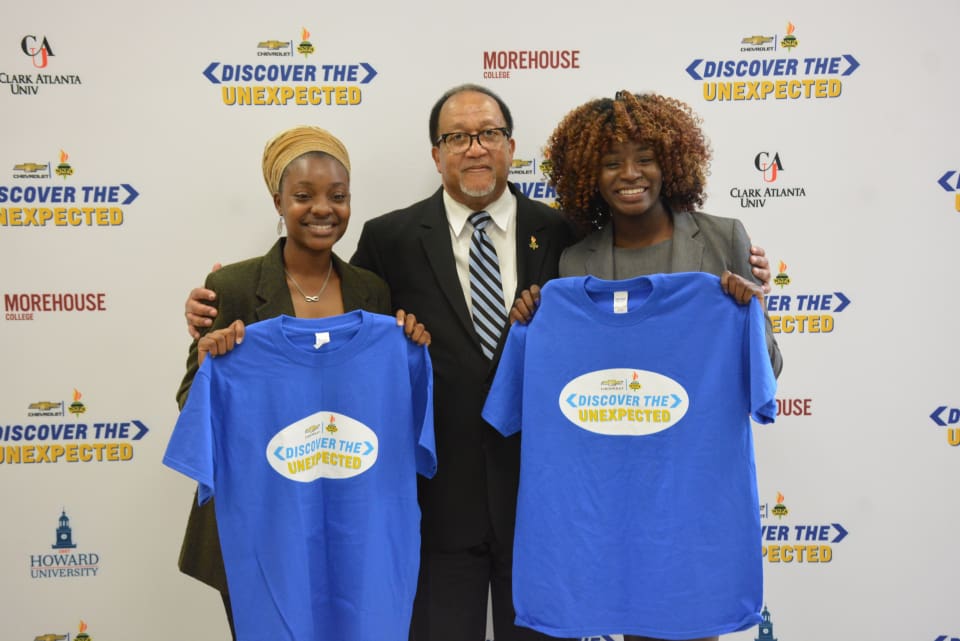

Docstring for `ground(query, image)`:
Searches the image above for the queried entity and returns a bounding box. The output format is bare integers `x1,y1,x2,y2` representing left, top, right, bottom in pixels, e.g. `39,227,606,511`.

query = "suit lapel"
255,239,296,321
670,210,705,274
583,224,616,280
581,212,704,279
337,254,375,313
418,190,477,342
506,187,566,362
514,193,553,297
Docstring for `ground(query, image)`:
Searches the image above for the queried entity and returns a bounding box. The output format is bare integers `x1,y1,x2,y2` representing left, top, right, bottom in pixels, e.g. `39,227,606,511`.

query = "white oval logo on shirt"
266,411,378,481
558,368,688,436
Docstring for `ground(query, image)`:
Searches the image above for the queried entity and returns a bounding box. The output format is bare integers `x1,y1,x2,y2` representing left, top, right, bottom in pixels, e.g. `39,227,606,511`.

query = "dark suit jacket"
175,238,391,591
351,184,575,550
559,210,782,377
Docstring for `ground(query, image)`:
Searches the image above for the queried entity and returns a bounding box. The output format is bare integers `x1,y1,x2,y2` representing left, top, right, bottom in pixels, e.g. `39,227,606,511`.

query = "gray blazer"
559,210,782,376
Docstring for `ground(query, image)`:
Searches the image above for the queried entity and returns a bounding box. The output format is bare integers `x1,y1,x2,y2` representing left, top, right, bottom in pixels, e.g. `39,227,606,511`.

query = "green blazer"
174,238,391,591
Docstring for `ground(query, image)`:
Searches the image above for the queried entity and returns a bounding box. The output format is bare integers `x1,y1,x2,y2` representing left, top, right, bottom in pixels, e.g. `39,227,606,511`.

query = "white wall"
2,2,957,640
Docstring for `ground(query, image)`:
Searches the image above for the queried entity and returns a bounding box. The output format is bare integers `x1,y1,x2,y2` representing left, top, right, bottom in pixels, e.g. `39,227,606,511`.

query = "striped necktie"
467,210,508,359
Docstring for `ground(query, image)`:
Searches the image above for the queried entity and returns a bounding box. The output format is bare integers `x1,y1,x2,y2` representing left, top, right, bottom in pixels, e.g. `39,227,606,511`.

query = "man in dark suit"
351,84,575,641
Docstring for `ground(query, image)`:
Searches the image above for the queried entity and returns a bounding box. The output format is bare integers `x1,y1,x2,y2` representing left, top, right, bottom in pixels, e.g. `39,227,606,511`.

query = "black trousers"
409,534,569,641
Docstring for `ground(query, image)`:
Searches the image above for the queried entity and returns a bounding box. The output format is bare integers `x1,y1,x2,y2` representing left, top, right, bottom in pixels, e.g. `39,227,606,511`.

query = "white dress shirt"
443,188,518,319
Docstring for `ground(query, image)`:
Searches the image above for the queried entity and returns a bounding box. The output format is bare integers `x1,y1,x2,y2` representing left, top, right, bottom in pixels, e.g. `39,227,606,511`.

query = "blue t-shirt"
482,273,776,639
164,311,436,641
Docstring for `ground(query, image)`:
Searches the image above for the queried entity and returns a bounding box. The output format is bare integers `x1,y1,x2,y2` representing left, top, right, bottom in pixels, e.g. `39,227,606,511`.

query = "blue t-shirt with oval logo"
483,272,776,639
165,311,435,641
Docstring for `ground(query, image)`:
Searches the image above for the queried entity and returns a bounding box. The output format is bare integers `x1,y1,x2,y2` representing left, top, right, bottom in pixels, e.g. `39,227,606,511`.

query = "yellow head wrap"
261,125,351,195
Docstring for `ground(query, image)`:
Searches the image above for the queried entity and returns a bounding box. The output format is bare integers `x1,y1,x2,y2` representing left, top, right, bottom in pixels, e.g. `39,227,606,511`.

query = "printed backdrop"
2,2,957,640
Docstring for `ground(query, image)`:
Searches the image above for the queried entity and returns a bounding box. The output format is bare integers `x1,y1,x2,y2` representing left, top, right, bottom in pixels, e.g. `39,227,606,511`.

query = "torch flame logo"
773,261,791,288
79,621,87,633
73,389,82,402
55,148,74,179
771,491,789,518
780,22,799,50
296,27,315,57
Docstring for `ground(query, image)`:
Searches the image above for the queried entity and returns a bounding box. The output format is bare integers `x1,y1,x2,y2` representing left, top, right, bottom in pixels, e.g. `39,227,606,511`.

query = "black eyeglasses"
434,128,511,153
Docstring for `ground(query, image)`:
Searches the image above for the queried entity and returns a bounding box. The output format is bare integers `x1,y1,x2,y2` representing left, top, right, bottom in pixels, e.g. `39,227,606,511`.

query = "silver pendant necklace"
285,261,333,303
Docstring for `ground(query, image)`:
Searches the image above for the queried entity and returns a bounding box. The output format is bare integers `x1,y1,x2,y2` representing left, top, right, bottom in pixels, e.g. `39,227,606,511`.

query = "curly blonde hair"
546,91,712,234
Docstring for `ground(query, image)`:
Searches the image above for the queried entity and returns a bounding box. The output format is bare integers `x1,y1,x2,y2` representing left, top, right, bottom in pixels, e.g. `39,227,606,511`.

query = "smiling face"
597,140,666,219
431,90,515,211
274,152,350,256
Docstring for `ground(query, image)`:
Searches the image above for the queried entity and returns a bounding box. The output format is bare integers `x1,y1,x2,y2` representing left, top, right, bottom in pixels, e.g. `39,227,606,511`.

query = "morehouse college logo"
4,289,107,321
481,48,582,80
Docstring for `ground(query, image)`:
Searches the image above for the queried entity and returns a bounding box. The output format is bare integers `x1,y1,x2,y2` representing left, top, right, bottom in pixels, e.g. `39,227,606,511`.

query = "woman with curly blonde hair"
508,92,781,641
549,91,711,235
514,91,780,374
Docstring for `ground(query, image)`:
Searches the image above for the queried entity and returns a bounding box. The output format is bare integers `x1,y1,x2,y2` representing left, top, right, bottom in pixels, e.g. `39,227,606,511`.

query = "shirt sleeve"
163,364,216,504
747,298,778,424
408,341,437,479
482,321,528,437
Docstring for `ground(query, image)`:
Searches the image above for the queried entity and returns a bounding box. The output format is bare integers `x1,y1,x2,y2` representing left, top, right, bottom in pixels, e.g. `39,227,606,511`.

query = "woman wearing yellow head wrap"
173,126,429,640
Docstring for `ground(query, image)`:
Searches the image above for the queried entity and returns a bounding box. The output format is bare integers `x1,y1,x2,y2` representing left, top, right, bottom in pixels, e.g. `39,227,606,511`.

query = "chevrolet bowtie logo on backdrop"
201,26,378,107
13,162,49,175
508,153,557,203
34,621,95,641
684,22,861,102
1,388,151,465
0,148,141,228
